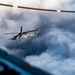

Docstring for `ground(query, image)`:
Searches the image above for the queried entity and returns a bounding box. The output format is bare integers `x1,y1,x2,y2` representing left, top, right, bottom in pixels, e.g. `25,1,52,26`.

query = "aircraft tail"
9,38,15,40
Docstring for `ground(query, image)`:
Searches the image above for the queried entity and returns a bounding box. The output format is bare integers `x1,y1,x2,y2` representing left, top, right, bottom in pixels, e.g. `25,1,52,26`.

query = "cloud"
25,51,75,75
25,29,75,75
25,43,75,75
0,0,75,75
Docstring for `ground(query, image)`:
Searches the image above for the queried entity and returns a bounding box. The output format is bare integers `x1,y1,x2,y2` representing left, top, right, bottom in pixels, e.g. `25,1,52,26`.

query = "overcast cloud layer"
0,0,75,75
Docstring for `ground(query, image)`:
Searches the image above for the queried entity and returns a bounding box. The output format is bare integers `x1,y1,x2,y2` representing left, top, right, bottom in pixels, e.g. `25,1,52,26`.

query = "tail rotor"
35,28,39,35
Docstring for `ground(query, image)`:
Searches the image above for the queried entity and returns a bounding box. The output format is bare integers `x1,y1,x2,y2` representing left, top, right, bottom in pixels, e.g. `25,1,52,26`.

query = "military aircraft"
5,27,39,41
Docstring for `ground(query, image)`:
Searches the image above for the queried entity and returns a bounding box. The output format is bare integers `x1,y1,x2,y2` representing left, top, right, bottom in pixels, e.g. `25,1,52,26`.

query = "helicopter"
5,26,39,41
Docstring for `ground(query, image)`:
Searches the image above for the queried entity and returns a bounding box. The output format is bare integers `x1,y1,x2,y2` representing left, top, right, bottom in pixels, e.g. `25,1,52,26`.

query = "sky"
0,0,75,75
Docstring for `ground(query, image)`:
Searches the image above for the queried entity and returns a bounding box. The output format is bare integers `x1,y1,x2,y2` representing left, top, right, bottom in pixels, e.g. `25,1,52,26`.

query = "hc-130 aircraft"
5,27,39,41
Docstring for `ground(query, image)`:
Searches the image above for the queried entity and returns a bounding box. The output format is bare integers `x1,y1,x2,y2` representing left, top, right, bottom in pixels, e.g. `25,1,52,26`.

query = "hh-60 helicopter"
5,27,39,41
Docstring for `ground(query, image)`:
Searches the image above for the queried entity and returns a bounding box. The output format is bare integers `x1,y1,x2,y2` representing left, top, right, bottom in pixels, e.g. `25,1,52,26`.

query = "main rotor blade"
5,33,19,35
20,26,23,33
23,29,39,33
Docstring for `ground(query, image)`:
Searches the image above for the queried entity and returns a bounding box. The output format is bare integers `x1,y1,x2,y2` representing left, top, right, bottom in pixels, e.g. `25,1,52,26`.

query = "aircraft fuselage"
15,33,35,41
